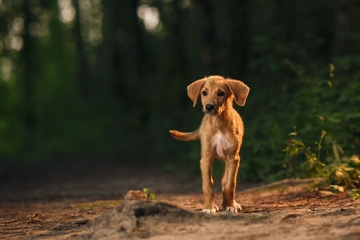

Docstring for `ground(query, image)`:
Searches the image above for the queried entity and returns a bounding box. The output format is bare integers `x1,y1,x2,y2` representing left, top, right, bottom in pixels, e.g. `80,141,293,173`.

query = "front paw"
223,203,242,213
202,204,219,214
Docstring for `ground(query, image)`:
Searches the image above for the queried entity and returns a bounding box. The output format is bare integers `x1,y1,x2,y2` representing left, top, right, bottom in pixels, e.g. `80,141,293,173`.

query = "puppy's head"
187,76,250,115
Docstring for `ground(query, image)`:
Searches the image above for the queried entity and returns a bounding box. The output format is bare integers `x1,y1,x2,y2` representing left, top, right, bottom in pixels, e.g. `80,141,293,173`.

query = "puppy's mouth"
203,110,217,115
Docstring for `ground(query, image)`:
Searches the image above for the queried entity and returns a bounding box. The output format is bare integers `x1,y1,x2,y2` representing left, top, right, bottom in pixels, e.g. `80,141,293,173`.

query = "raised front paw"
202,204,219,214
223,202,242,213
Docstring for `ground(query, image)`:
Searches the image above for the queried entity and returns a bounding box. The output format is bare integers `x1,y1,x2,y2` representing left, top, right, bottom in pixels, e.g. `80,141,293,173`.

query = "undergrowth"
282,62,360,200
284,126,360,200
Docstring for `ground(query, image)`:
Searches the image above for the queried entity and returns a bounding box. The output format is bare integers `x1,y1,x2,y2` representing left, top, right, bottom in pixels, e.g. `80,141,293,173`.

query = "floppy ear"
226,79,250,106
187,79,206,107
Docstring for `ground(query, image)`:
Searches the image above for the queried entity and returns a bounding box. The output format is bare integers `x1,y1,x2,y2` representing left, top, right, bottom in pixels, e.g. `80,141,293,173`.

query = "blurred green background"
0,0,359,182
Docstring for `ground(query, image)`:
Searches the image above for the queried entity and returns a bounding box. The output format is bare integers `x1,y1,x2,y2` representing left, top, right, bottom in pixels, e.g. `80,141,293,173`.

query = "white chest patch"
212,131,232,159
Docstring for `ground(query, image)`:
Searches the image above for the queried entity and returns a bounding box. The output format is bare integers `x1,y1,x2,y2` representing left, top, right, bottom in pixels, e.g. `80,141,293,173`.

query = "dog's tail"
169,129,200,141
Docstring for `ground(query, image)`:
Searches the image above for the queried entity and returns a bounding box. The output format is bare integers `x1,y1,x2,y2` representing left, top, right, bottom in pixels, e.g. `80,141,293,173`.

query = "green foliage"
347,189,360,200
283,127,327,178
282,62,360,196
0,0,359,188
284,128,360,196
242,59,360,182
143,188,156,200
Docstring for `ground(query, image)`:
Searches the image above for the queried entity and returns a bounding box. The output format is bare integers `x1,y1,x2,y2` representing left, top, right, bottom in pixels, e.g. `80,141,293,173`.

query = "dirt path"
0,162,359,239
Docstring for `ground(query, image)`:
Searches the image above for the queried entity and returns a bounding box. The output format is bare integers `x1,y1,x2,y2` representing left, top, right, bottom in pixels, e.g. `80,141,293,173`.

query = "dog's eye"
218,91,225,97
202,91,208,96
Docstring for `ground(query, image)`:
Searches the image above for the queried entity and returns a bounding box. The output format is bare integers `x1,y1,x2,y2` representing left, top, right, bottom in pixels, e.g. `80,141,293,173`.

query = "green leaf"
143,188,150,195
143,188,156,200
347,189,360,200
148,193,156,200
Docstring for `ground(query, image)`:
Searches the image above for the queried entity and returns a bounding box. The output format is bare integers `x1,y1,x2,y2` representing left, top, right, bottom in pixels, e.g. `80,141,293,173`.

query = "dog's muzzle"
204,103,216,114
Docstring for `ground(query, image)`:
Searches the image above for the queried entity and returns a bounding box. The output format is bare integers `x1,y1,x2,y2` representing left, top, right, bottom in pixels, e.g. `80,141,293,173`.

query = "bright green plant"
281,61,360,199
347,189,360,200
327,154,360,189
284,127,360,199
143,188,156,200
283,126,327,178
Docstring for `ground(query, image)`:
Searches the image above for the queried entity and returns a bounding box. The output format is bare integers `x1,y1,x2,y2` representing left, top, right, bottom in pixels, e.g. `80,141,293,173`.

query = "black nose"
205,104,214,112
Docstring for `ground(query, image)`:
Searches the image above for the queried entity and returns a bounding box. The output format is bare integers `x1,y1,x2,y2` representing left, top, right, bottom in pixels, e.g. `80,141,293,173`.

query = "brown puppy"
170,75,250,214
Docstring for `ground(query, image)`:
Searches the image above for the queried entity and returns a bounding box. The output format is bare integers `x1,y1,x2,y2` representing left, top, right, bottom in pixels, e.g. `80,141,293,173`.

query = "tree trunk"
193,0,217,75
172,0,188,77
98,0,145,103
333,0,360,56
73,0,90,100
20,0,37,156
229,0,248,77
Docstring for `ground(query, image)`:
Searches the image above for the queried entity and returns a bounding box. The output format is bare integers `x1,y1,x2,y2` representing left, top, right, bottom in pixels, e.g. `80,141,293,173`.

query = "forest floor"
0,161,359,240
